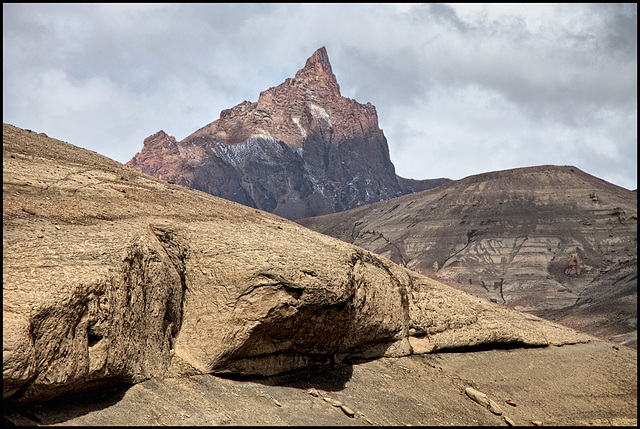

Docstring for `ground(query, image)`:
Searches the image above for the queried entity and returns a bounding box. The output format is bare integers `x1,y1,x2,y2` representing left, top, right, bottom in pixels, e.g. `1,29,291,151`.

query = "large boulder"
3,123,590,405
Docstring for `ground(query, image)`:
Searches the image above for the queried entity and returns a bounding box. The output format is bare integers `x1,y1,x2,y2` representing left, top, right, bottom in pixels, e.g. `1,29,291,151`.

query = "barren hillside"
298,165,637,348
3,123,636,426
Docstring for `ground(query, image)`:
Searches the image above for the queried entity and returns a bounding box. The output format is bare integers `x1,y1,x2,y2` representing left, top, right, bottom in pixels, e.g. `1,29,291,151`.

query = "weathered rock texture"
297,165,638,348
3,123,592,406
126,47,448,220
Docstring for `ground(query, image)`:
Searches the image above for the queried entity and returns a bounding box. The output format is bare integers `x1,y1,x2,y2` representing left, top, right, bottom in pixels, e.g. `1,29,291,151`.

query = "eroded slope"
298,165,638,347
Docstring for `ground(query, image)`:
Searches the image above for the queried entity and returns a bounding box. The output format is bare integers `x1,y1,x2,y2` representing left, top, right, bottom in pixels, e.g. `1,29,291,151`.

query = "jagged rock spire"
127,46,434,220
300,46,333,75
294,46,340,95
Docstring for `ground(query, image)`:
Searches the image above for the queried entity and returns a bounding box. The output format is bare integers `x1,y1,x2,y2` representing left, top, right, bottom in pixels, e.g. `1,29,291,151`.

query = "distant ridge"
298,164,638,348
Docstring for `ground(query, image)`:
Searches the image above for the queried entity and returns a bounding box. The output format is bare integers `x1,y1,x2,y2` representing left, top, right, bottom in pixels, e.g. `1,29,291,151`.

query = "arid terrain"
121,47,637,352
298,166,637,349
3,123,637,426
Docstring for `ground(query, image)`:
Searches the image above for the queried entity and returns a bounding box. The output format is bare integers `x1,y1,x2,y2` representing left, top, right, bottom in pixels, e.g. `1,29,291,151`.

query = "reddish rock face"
126,47,447,219
126,131,180,180
188,46,358,147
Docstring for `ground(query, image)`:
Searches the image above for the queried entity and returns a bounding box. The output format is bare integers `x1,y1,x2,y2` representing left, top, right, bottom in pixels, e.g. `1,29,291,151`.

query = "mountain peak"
182,46,356,147
293,46,340,95
127,47,444,219
299,46,333,76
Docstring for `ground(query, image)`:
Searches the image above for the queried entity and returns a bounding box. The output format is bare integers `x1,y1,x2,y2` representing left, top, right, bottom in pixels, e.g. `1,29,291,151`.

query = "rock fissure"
149,225,189,291
350,220,363,242
147,225,191,346
498,278,506,304
364,230,408,268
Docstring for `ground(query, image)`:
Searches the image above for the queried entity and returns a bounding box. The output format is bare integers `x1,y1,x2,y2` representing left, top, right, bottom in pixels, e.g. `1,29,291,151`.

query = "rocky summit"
298,165,638,348
2,124,636,426
126,47,448,220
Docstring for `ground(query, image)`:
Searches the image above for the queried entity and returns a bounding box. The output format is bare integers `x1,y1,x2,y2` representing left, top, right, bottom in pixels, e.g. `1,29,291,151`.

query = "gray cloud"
3,3,637,190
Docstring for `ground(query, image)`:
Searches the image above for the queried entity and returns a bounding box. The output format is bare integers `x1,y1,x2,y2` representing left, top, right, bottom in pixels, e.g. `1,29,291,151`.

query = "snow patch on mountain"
308,103,331,124
208,136,288,168
292,117,307,138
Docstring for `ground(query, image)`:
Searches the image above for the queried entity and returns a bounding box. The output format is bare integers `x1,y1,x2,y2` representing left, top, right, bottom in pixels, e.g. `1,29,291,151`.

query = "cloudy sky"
3,3,637,190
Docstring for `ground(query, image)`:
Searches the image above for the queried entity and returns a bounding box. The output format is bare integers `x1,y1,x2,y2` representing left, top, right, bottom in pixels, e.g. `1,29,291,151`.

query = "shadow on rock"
3,384,132,426
217,361,355,393
434,341,549,354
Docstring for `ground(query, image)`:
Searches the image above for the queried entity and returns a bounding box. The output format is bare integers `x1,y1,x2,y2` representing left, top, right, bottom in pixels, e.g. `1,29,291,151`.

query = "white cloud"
3,3,637,190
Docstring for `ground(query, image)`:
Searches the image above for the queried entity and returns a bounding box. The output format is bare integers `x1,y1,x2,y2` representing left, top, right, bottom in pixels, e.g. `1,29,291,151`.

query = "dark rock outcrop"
565,253,581,276
126,47,448,219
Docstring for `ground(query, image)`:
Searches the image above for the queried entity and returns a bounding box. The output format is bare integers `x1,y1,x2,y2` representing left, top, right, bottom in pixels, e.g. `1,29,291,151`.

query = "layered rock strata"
297,165,638,347
3,123,590,405
126,47,447,219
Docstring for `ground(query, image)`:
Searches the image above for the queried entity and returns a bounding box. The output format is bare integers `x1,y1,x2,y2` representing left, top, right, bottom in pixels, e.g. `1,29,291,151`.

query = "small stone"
340,404,355,417
466,387,490,407
55,225,61,230
504,416,515,426
465,387,502,415
323,396,342,407
273,398,282,407
307,388,319,397
22,207,36,215
505,399,516,407
119,188,126,193
531,420,543,426
488,399,503,415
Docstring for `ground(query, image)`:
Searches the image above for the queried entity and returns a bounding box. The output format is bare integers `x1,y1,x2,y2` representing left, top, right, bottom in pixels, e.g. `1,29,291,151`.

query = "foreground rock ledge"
4,123,593,405
4,342,637,426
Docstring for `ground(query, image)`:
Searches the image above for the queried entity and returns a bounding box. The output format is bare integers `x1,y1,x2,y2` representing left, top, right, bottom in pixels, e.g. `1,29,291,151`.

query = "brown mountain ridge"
297,165,638,349
126,47,448,220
